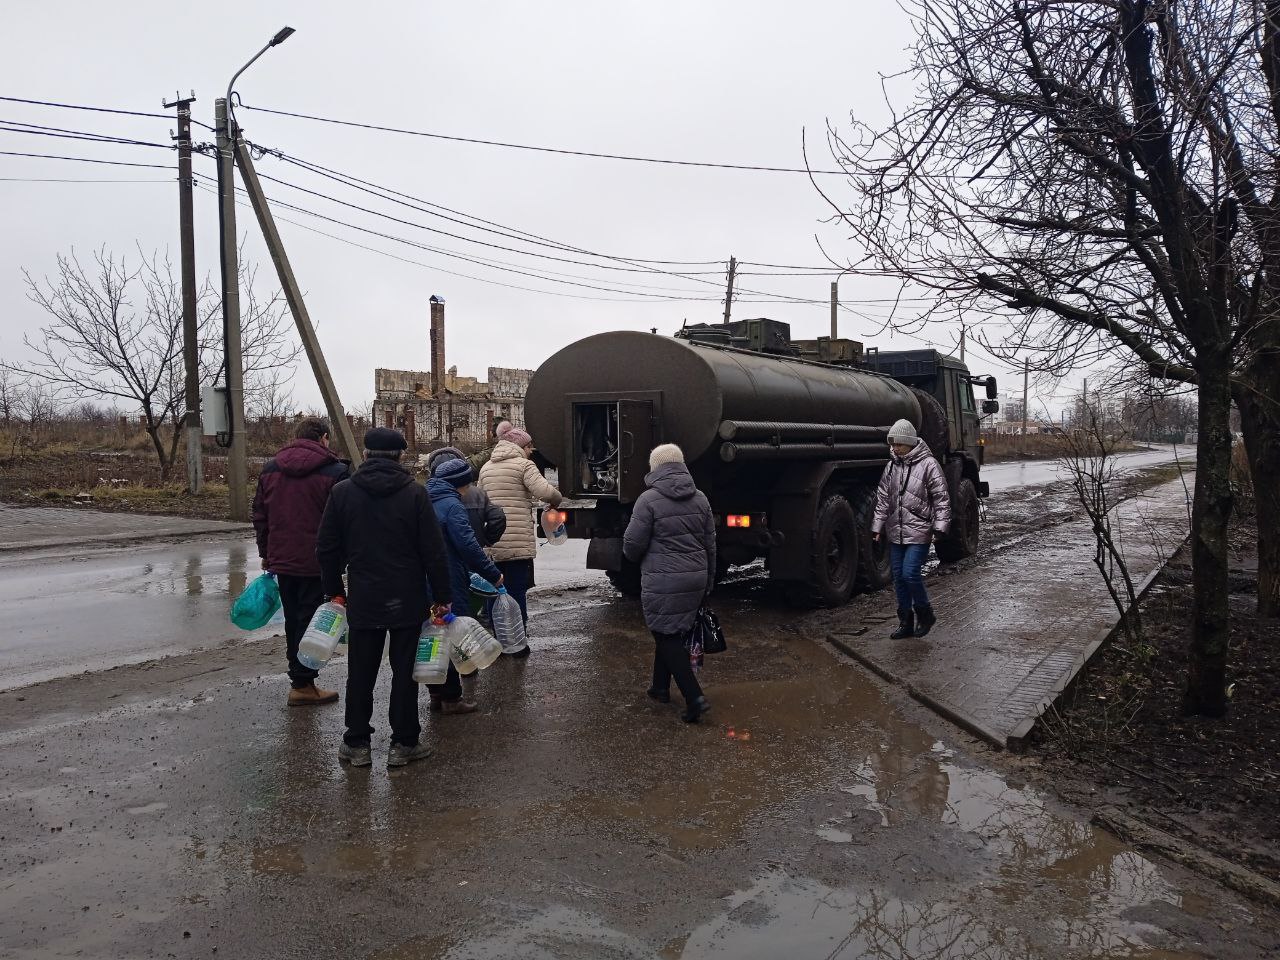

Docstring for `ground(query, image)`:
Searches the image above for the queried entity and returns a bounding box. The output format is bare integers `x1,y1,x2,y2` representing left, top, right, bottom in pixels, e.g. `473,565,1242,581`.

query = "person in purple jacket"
251,418,351,705
871,419,952,639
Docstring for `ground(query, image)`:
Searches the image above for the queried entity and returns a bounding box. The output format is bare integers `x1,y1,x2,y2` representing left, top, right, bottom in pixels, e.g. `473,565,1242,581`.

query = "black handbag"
690,605,727,655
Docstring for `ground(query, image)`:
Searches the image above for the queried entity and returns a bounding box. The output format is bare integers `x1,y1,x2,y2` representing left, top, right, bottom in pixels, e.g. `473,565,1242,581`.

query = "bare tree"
8,246,301,481
824,0,1280,715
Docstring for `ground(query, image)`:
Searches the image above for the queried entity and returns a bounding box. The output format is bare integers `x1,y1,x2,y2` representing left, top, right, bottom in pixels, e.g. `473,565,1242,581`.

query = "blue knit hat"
433,457,474,487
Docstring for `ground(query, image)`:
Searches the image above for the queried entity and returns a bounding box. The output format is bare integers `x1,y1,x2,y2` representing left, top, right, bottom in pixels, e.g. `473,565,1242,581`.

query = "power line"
0,94,217,131
239,102,849,176
0,149,175,170
0,118,172,149
0,176,171,183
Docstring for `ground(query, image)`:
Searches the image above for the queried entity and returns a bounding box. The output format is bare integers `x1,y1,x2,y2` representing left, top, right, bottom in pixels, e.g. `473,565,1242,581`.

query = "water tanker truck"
524,318,998,605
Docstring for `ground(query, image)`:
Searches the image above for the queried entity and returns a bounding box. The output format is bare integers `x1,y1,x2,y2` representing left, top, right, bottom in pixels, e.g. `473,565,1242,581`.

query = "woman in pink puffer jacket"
871,418,951,638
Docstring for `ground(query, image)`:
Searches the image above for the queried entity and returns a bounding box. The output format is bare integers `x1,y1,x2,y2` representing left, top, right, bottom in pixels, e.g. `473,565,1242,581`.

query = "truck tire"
802,494,858,607
909,387,950,458
936,477,979,563
852,485,892,591
606,559,642,597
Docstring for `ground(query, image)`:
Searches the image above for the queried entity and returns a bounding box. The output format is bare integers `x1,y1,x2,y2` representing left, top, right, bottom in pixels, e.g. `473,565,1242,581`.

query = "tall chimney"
429,295,446,397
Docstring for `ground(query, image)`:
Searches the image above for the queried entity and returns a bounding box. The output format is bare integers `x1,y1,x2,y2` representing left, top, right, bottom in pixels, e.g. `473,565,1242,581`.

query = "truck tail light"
727,514,751,529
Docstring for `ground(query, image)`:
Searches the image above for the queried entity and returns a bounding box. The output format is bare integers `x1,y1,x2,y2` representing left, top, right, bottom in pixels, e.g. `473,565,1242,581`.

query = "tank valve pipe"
718,420,888,442
720,441,887,462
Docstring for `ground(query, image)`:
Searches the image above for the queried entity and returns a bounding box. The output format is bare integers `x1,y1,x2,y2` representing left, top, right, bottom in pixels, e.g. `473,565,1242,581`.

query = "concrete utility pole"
722,255,737,324
233,139,362,465
1021,358,1030,456
829,281,838,340
166,92,202,494
215,98,249,521
959,321,966,364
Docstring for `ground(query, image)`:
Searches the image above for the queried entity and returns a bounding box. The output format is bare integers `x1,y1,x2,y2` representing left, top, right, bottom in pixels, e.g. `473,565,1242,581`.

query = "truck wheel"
909,387,950,458
936,478,979,563
804,495,858,606
852,486,892,591
606,560,642,597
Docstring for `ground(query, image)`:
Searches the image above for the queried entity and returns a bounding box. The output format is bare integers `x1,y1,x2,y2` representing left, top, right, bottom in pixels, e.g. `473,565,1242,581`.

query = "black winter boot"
913,604,937,637
890,608,915,639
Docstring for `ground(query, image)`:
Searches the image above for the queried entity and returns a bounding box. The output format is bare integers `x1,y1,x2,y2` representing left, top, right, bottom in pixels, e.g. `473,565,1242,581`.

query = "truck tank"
525,331,920,500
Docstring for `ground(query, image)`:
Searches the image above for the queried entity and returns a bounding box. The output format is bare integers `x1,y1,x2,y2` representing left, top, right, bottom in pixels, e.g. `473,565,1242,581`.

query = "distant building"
372,297,533,452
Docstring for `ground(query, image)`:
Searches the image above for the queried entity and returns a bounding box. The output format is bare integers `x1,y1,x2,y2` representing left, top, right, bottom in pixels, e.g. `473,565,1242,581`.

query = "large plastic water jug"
413,618,450,684
447,615,501,674
297,600,349,670
540,508,568,545
490,588,528,655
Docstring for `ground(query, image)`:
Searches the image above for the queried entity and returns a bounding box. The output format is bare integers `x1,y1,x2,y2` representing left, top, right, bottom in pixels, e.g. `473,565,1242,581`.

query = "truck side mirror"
982,399,1000,414
985,376,998,400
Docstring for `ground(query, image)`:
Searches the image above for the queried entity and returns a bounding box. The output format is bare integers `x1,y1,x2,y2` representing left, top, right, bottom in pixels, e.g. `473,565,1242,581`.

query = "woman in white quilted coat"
477,425,563,647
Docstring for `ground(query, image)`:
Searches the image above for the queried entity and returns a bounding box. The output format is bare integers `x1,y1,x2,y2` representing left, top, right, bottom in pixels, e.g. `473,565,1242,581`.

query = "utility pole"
215,98,249,521
959,321,966,364
233,138,362,464
166,92,202,494
1021,357,1030,456
722,255,737,324
829,281,838,340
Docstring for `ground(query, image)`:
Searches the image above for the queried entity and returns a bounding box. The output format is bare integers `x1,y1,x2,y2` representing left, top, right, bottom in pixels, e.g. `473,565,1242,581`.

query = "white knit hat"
649,443,685,470
887,419,918,445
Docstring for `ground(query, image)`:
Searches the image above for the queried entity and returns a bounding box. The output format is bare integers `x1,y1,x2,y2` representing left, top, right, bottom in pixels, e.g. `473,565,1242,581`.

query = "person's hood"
893,438,933,464
426,477,462,504
644,460,697,500
426,446,465,475
275,438,342,477
350,456,415,497
490,439,526,463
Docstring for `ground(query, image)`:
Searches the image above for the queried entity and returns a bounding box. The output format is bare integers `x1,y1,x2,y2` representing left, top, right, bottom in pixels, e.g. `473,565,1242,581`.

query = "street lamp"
214,25,295,521
225,26,296,130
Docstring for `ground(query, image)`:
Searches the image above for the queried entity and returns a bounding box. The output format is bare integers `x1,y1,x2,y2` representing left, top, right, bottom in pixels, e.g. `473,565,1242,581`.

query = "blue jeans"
889,543,931,610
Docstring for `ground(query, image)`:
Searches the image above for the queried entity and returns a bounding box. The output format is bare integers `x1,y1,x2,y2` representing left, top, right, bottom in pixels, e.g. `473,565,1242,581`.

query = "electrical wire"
0,95,217,130
0,149,174,169
0,122,173,150
239,102,849,176
0,176,172,183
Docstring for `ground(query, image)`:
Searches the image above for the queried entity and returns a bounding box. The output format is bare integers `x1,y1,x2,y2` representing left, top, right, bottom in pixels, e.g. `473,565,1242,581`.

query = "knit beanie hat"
433,457,474,488
887,419,918,445
427,445,465,475
364,427,407,451
495,420,513,439
648,443,685,470
503,426,532,448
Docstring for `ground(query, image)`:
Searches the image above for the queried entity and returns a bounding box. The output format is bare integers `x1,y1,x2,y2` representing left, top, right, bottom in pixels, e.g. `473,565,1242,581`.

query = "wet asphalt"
3,444,1275,959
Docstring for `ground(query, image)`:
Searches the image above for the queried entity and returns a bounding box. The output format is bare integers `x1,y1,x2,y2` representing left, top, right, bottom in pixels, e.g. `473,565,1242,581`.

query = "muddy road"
2,445,1274,959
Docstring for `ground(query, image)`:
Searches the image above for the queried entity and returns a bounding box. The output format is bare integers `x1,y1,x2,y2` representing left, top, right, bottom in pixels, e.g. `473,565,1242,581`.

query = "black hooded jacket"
316,456,452,629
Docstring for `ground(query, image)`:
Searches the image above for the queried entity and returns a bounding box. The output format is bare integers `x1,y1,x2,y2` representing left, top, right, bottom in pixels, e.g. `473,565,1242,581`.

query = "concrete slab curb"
1005,531,1192,749
826,632,1006,751
0,523,253,553
1093,806,1280,910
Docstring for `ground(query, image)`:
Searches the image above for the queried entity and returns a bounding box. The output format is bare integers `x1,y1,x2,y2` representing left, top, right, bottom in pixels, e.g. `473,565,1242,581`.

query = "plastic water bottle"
297,600,349,670
446,615,502,674
540,508,568,545
490,587,528,655
468,572,499,597
413,617,450,685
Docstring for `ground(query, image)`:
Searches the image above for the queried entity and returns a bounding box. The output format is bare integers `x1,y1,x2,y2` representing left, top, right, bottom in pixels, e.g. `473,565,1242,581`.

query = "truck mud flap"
977,480,990,498
586,537,624,572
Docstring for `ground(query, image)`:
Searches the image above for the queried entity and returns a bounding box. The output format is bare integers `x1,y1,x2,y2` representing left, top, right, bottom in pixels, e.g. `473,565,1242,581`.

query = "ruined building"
372,296,534,453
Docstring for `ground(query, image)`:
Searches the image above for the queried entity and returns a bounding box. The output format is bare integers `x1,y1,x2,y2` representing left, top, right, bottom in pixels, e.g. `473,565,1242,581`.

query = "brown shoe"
439,698,478,715
288,683,339,707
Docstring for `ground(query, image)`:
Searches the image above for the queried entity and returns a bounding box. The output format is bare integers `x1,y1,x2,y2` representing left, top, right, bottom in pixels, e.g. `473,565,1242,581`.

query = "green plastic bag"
231,573,281,630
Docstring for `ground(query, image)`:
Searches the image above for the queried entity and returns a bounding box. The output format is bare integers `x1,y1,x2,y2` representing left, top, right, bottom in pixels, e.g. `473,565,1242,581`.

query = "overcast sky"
1,1,1076,418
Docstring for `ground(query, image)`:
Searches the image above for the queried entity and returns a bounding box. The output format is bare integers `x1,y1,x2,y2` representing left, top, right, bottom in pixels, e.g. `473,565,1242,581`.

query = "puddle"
814,825,855,843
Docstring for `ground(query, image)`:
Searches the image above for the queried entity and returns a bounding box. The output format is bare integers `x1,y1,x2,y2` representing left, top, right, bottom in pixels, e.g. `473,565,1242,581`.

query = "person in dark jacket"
251,417,350,707
622,444,715,723
316,427,453,768
871,418,952,639
426,446,506,547
427,458,504,713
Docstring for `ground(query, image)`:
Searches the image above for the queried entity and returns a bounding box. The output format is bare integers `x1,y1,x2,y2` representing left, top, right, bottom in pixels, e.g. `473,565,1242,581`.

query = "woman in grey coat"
871,419,952,639
623,443,715,723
